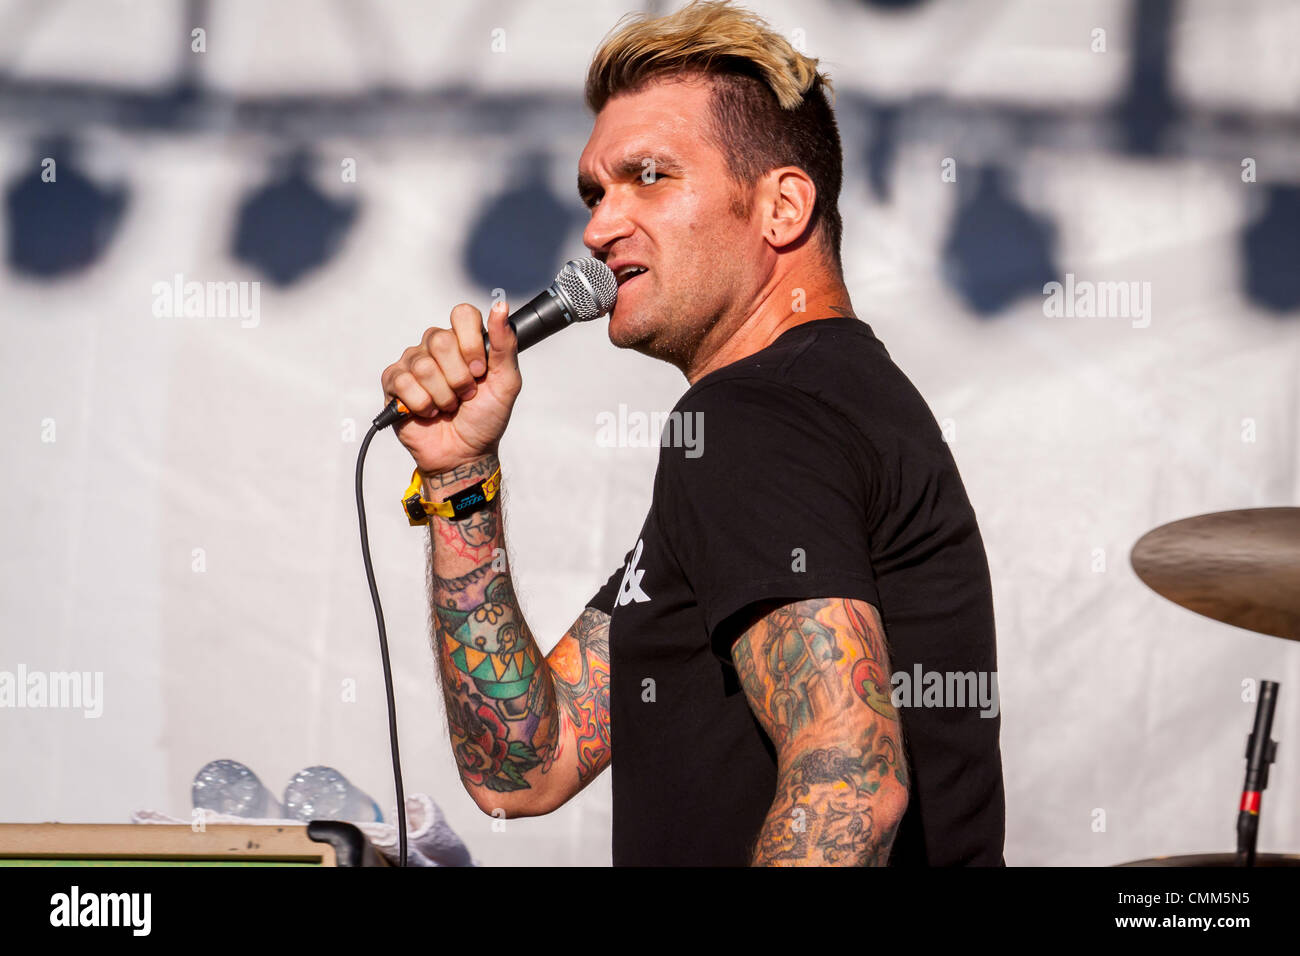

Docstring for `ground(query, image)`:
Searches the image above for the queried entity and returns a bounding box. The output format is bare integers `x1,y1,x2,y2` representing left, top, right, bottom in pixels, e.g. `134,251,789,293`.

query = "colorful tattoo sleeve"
545,607,613,788
731,597,910,866
426,454,611,810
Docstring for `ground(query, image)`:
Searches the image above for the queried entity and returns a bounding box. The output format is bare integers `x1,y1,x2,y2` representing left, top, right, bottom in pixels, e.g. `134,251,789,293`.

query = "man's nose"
583,192,634,255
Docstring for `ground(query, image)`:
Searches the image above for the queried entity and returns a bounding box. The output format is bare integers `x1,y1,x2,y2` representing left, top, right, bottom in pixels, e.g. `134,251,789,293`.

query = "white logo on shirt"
616,538,652,607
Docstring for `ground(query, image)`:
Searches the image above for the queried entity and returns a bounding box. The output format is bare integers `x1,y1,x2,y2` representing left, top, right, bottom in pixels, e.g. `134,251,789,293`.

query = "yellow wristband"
401,463,502,526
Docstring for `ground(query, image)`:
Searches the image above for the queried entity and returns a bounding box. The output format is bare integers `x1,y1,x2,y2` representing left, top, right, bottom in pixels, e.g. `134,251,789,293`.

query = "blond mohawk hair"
586,0,832,112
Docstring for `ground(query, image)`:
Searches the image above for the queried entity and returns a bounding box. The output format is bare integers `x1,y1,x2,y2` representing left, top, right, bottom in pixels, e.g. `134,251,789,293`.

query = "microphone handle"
373,285,575,430
510,284,582,350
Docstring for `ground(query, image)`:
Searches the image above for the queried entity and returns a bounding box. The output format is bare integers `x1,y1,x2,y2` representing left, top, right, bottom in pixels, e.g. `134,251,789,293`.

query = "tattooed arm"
425,453,611,818
729,597,909,866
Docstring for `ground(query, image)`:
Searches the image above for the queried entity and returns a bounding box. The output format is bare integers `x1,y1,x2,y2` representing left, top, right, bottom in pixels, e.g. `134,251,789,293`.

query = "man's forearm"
423,454,560,811
750,728,908,866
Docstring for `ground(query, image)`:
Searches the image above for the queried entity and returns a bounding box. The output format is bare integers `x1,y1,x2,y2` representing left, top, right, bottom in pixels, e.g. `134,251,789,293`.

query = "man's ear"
759,166,817,250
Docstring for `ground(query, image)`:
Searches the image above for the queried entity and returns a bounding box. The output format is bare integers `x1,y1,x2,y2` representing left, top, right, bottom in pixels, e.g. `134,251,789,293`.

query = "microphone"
373,257,618,430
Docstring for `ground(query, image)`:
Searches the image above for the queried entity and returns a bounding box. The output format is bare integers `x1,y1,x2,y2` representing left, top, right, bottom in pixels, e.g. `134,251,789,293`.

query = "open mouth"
614,264,648,287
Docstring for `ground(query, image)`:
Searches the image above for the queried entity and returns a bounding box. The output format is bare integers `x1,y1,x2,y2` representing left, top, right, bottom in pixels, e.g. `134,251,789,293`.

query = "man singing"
380,0,1005,866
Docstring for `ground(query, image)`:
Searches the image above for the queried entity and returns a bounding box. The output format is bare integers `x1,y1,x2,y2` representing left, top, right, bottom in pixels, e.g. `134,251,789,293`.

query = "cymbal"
1131,508,1300,641
1118,853,1300,867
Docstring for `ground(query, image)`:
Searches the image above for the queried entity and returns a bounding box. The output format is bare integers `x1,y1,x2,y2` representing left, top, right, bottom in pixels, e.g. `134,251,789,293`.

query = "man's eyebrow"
577,152,686,205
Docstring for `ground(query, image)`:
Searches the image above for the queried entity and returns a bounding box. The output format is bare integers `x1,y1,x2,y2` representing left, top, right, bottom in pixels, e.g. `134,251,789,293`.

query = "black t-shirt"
587,315,1005,866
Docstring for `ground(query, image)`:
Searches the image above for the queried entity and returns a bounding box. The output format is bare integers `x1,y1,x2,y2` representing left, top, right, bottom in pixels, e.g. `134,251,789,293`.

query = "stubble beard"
609,282,711,372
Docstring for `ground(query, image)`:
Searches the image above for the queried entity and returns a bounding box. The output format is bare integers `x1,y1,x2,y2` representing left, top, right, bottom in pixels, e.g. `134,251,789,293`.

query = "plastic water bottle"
282,766,383,823
192,759,284,818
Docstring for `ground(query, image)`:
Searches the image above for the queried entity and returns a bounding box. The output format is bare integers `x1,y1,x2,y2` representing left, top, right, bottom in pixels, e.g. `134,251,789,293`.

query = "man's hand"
380,300,521,477
729,597,909,866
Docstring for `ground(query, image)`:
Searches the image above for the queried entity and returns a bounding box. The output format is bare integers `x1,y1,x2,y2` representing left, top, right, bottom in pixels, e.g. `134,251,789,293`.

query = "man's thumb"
485,299,517,363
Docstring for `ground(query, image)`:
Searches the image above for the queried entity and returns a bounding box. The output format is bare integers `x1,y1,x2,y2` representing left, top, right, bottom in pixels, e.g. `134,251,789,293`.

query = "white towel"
131,793,478,867
355,793,479,867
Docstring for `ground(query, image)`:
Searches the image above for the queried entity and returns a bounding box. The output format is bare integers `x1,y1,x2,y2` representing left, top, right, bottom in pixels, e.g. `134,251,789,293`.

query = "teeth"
616,265,646,282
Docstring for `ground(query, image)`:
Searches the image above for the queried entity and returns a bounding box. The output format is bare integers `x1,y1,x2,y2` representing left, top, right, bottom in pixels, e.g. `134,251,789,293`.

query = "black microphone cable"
355,403,410,867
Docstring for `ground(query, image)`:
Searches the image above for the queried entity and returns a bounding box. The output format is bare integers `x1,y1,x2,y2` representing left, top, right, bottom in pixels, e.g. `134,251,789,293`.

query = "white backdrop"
1,0,1298,866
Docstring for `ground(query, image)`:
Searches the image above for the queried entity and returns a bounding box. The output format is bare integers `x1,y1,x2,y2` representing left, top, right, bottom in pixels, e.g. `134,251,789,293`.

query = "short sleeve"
656,377,881,662
586,545,634,615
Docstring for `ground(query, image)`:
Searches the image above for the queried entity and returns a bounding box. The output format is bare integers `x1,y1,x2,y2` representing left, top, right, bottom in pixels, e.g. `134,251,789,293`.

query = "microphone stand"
1236,680,1279,867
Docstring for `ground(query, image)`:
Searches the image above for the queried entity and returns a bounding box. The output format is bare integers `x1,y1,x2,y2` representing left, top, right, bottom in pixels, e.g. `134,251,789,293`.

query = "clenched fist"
381,300,521,477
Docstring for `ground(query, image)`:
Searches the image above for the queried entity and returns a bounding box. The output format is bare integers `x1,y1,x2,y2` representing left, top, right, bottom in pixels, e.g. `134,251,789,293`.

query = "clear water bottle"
282,766,383,823
192,759,284,818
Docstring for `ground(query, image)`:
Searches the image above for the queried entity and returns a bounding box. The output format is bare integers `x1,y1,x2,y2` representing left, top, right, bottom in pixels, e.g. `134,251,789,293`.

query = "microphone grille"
556,257,618,321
